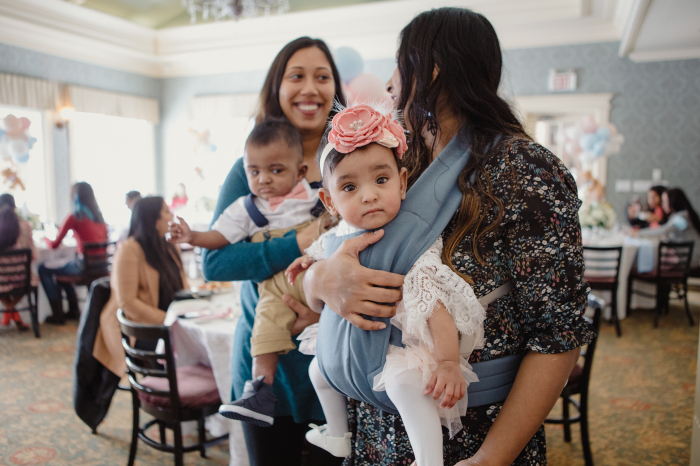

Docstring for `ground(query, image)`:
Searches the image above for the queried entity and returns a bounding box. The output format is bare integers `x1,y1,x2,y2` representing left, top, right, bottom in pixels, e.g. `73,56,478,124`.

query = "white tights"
309,357,443,466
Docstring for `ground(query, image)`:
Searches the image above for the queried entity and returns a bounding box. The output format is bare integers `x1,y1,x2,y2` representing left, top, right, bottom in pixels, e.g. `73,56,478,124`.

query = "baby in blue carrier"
286,102,486,465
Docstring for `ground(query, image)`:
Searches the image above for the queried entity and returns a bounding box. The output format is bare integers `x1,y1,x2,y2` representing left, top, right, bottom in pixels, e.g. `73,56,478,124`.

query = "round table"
162,287,249,466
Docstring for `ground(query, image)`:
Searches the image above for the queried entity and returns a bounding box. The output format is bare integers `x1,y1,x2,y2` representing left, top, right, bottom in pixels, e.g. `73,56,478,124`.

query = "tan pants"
249,221,312,358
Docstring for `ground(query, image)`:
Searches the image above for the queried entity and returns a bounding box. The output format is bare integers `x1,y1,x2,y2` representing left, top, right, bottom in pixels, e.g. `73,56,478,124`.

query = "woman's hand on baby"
425,360,466,409
168,216,193,244
304,229,404,331
286,255,315,285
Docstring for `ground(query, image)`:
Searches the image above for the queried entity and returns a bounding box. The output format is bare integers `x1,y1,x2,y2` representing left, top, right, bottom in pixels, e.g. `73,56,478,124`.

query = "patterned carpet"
0,297,697,466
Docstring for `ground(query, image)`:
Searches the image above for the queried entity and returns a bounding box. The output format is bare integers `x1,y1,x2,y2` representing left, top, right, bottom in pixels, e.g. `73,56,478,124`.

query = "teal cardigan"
202,157,325,423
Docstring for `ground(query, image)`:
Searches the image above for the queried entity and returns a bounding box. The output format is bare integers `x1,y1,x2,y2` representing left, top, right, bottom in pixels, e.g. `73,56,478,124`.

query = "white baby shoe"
305,423,351,457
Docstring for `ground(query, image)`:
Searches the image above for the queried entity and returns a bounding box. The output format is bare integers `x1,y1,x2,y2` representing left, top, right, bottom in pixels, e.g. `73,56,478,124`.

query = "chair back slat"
657,241,694,277
118,309,182,412
83,241,116,270
0,248,32,298
583,246,623,282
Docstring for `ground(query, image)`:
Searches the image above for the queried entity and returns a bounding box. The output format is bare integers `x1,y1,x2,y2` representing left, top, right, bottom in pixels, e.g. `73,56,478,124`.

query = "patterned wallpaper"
500,42,700,220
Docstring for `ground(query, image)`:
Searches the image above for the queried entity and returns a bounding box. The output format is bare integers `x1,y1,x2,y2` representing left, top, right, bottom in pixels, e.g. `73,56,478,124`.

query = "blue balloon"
14,152,30,164
209,144,217,152
0,129,4,139
334,47,364,84
592,140,606,158
596,126,611,142
27,137,37,150
579,133,596,151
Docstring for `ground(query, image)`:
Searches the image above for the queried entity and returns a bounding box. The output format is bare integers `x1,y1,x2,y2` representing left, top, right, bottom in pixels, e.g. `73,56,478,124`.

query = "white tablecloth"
163,290,249,466
584,232,658,319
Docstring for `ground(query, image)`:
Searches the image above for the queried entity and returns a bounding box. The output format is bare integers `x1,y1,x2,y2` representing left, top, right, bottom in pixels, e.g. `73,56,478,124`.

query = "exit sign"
548,69,577,92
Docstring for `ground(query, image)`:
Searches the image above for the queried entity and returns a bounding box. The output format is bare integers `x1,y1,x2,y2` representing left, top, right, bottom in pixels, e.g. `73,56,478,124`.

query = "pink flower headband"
319,103,408,172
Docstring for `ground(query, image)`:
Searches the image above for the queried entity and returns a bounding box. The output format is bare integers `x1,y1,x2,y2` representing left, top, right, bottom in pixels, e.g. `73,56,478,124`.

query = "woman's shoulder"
117,237,145,258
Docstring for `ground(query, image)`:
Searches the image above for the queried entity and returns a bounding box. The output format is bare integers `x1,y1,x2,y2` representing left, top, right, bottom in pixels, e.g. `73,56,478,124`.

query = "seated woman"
637,187,700,269
40,182,108,324
629,186,668,229
0,195,38,332
92,197,189,377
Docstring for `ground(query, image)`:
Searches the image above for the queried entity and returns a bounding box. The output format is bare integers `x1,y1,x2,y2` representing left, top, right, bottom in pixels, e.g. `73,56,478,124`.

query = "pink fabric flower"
327,104,407,159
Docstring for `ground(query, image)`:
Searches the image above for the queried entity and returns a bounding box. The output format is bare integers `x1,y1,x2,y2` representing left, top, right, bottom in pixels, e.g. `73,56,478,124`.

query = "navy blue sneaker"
218,376,276,427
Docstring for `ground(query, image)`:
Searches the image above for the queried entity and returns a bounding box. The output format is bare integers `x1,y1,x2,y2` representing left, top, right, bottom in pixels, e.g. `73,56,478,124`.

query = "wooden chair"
545,295,603,466
117,309,228,466
0,248,39,338
626,241,695,327
56,241,116,288
583,246,623,337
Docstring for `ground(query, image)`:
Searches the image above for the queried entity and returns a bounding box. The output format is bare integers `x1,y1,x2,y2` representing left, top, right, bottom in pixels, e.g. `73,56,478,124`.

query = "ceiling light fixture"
181,0,290,24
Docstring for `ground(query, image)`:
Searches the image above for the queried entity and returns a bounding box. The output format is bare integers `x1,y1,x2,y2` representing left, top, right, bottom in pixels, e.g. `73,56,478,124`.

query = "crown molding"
0,0,635,78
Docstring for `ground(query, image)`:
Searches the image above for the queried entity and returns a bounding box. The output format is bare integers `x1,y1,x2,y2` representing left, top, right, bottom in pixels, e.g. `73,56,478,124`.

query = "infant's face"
244,141,305,200
321,144,407,231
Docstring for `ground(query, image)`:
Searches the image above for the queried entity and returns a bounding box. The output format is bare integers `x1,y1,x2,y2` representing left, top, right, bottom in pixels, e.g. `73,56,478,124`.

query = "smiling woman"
202,37,346,466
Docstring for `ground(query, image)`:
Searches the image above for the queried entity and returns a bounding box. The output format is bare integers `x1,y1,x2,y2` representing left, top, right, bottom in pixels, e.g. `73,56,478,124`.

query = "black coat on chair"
72,277,120,433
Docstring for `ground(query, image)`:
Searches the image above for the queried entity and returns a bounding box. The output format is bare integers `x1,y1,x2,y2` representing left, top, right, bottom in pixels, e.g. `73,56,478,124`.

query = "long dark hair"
397,7,530,275
256,37,345,124
128,197,183,305
0,205,20,252
666,188,700,234
72,182,105,223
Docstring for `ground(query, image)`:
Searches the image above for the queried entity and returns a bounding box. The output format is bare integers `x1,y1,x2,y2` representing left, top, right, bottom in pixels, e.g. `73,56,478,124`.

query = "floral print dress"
343,140,595,466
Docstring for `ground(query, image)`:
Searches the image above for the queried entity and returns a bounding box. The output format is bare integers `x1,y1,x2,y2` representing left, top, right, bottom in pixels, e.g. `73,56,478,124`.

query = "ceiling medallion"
182,0,290,24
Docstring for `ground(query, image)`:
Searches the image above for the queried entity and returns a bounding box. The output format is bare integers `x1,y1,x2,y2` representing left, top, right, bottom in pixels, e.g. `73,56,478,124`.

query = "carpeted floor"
0,298,697,466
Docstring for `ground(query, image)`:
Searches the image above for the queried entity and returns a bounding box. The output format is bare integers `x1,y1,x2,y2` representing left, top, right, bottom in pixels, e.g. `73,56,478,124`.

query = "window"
0,106,48,223
68,112,156,228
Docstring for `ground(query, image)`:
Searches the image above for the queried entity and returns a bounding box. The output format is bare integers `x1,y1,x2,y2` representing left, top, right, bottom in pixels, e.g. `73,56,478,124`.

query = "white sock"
309,357,349,437
385,369,444,466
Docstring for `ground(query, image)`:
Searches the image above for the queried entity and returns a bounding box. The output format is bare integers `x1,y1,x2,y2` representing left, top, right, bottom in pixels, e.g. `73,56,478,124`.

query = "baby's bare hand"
424,360,466,409
285,255,315,285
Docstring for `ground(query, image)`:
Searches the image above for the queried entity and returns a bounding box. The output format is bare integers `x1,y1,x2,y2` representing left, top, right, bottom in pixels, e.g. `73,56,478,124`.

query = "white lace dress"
297,224,486,438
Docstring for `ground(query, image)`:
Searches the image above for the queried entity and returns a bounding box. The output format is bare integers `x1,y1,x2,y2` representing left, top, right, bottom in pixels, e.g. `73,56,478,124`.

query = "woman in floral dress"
300,7,595,465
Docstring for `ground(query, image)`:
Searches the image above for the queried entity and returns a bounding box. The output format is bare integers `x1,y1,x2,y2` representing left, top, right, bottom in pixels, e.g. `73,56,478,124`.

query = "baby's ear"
399,167,408,200
297,162,308,181
318,188,338,216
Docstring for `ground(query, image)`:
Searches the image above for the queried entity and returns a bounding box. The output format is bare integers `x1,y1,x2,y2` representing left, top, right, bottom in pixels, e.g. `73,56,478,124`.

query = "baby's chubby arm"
424,302,466,409
169,216,230,250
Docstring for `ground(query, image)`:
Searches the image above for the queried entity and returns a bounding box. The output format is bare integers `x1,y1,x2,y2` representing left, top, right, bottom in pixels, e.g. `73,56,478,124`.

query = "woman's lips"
295,102,322,116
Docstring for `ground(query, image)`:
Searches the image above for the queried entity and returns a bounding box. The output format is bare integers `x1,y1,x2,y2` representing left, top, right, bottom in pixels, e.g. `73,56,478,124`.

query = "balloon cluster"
189,128,217,154
334,47,391,105
0,115,37,164
564,115,625,164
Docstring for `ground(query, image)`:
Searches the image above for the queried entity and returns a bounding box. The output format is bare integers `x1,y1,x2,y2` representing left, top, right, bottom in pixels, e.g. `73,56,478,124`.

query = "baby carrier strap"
318,131,519,414
243,194,268,228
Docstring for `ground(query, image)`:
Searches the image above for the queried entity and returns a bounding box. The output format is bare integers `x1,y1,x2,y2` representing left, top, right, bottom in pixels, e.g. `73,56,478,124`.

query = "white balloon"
9,138,28,157
0,142,12,161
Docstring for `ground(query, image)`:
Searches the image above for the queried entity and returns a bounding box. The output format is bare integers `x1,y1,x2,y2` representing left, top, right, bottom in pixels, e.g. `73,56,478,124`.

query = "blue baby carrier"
315,132,522,415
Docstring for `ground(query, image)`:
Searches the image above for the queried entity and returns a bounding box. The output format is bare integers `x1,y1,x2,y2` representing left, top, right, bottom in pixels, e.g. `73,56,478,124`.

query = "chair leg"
684,284,695,327
30,289,40,338
580,393,593,466
612,289,621,337
198,417,207,458
159,422,167,445
562,394,571,442
654,283,663,328
626,277,633,318
127,393,140,466
173,421,184,466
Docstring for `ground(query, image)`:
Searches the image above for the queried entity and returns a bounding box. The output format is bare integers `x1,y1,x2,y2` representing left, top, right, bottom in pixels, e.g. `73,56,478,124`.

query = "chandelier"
182,0,290,24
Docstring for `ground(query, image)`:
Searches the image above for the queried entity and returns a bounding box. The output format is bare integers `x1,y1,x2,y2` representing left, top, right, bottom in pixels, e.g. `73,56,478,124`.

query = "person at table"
170,183,188,211
628,185,668,229
93,196,189,378
0,195,37,332
40,182,108,324
637,187,700,269
202,36,344,466
300,8,594,465
119,190,142,244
